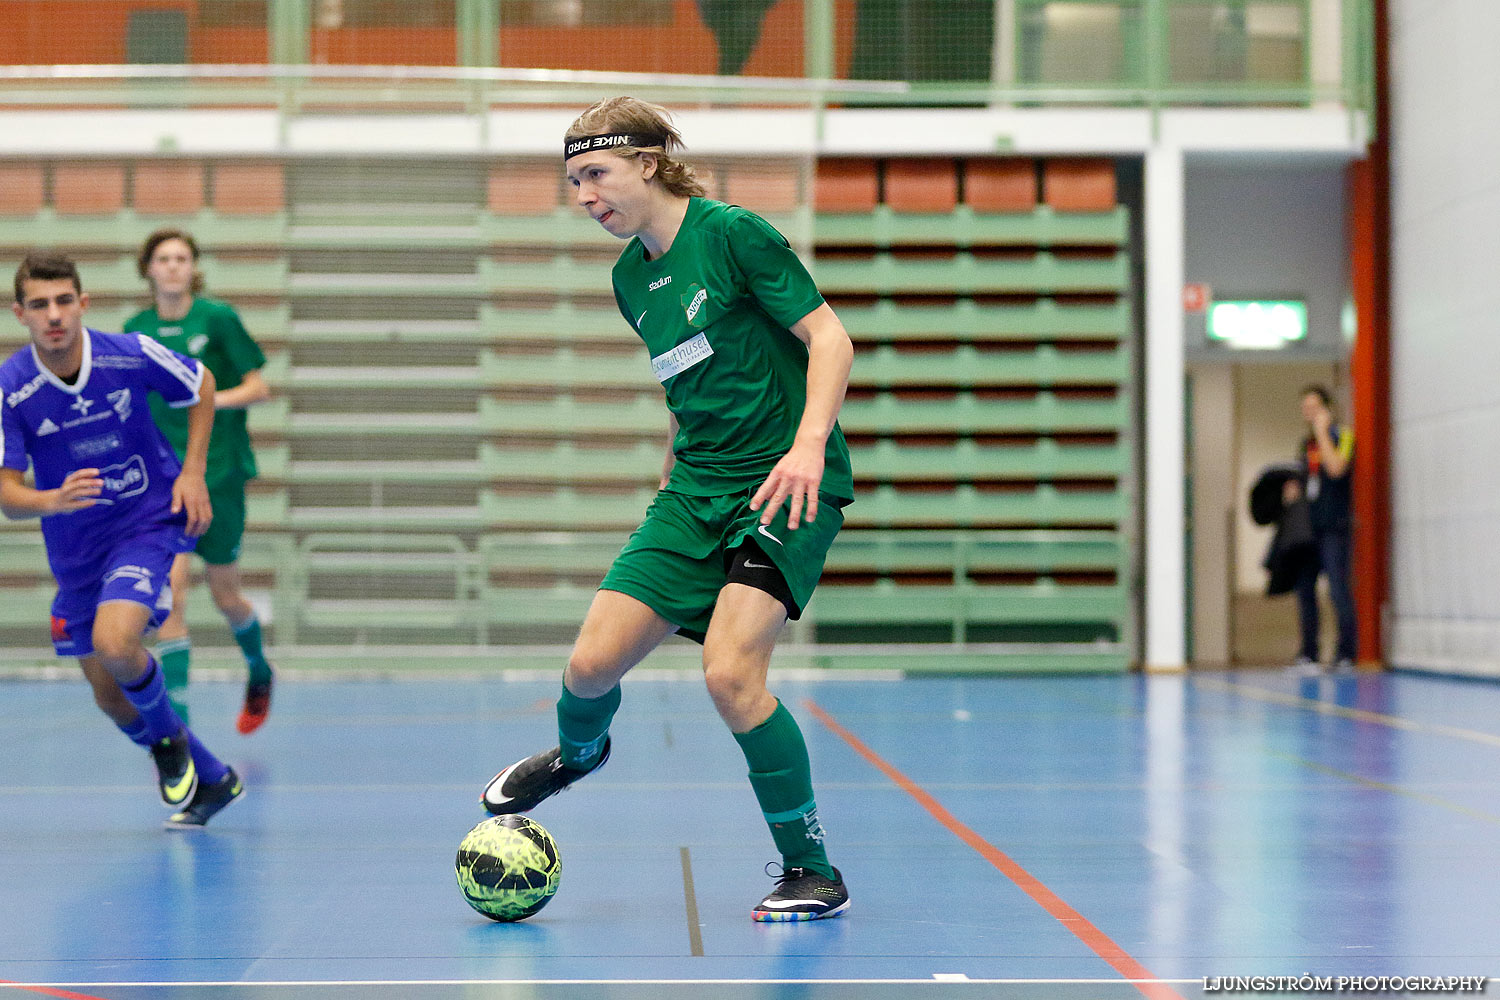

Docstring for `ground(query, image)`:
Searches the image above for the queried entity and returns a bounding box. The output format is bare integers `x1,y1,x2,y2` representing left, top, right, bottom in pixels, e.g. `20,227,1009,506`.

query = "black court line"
680,847,705,957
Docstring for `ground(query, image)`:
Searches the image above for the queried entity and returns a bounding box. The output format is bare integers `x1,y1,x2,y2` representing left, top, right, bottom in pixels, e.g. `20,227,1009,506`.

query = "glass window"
1168,1,1306,86
499,1,673,27
1017,2,1144,86
0,1,270,64
310,0,457,64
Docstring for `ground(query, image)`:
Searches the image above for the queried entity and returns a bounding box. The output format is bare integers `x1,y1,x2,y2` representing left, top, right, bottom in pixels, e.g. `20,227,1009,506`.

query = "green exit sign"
1207,300,1307,349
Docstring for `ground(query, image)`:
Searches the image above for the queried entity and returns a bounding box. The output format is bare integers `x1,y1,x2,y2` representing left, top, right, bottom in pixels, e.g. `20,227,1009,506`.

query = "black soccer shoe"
164,768,244,829
149,729,199,808
481,738,610,815
752,865,851,922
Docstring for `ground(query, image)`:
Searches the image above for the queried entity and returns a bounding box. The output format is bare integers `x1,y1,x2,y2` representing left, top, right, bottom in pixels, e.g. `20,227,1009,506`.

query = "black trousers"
1294,530,1358,662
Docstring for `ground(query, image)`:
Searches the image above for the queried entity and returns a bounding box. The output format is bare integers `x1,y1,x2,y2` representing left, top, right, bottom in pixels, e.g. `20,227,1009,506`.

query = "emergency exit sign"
1207,300,1307,349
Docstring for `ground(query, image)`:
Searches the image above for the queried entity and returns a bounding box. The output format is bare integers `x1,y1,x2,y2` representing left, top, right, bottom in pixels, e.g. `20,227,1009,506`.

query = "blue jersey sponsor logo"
94,455,149,504
69,431,123,461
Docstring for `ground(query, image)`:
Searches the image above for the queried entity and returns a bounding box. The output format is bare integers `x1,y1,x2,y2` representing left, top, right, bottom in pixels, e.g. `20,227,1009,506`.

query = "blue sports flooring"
1,669,1498,1000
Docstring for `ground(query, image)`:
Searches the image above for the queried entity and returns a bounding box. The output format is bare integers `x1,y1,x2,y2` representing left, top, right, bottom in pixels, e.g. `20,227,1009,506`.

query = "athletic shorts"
599,487,846,643
192,477,248,566
49,526,189,658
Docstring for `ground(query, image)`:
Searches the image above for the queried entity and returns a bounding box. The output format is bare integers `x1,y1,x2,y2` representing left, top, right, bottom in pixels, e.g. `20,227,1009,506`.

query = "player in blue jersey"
1,252,244,828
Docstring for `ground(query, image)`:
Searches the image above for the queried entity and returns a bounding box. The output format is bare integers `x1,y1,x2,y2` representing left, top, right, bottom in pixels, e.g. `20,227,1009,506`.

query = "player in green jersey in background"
126,229,275,734
482,97,856,921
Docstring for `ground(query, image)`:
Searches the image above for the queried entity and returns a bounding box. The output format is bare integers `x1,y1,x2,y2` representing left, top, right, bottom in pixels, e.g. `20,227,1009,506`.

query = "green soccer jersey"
611,198,854,500
125,296,266,487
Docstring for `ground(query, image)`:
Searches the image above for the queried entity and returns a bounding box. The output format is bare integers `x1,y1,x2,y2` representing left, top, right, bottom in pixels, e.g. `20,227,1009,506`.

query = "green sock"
158,638,192,725
557,682,620,770
231,614,273,685
733,700,834,879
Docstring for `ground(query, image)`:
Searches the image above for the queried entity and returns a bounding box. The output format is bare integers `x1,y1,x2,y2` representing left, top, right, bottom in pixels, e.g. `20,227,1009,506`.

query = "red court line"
804,699,1186,1000
0,983,114,1000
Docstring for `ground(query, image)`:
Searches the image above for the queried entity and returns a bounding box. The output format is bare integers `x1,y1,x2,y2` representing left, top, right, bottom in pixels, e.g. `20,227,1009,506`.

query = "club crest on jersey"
108,389,132,422
187,334,209,355
681,285,709,329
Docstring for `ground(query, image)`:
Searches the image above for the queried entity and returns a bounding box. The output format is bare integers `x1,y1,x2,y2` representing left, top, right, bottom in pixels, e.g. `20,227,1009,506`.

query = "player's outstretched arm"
171,369,216,536
750,303,853,530
0,467,103,520
213,369,271,411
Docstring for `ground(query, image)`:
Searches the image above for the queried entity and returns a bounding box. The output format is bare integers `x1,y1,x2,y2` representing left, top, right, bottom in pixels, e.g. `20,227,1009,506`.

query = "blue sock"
119,658,186,743
115,716,154,749
185,729,229,785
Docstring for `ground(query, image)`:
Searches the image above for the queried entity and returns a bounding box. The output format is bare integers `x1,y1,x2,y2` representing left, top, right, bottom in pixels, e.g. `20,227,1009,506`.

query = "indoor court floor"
2,667,1497,999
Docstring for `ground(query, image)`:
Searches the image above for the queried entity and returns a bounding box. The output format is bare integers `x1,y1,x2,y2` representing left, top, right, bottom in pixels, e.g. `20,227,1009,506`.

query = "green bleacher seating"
1,154,1135,671
851,344,1128,388
848,439,1127,481
0,209,287,253
839,392,1127,435
813,251,1128,296
834,299,1129,343
813,205,1128,248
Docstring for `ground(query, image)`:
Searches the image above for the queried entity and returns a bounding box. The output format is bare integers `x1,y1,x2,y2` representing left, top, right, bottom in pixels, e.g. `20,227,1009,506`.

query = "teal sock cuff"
158,641,192,690
761,796,818,824
232,614,272,680
557,683,621,768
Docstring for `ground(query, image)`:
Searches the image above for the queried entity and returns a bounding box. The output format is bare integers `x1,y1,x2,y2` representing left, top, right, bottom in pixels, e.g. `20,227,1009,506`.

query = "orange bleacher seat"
725,162,801,214
814,159,879,214
1043,159,1117,212
53,164,127,215
0,164,45,215
964,160,1036,213
488,162,561,215
884,159,958,213
133,162,205,215
212,163,285,215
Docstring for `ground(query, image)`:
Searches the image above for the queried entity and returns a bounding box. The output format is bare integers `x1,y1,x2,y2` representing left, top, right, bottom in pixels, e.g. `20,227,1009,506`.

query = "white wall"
1388,2,1500,678
1183,160,1351,361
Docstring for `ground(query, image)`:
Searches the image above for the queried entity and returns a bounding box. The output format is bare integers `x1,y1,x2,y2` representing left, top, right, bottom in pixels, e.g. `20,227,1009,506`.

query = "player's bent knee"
565,647,628,695
90,627,144,671
702,662,762,714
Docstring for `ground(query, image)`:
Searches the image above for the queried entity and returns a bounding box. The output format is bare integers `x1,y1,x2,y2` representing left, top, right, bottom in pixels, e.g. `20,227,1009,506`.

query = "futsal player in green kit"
482,97,856,921
126,229,275,734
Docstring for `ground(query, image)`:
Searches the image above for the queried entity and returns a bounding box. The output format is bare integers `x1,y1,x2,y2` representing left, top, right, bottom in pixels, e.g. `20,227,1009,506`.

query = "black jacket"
1250,463,1317,596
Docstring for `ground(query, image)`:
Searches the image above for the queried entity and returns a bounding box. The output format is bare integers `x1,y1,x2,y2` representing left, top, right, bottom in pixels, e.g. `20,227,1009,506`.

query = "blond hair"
565,97,707,199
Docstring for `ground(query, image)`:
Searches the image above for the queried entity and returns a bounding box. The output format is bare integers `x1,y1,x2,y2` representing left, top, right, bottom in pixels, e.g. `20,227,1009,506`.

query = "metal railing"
0,0,1374,114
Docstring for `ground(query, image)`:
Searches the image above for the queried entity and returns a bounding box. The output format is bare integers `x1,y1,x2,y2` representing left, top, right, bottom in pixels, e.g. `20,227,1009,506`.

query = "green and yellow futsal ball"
455,815,562,921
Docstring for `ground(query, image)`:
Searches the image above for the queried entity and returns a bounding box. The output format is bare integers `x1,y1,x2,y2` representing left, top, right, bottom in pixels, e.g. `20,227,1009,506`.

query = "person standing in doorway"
1286,384,1357,674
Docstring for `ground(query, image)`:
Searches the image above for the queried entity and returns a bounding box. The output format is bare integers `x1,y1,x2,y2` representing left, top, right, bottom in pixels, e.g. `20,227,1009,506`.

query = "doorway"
1189,359,1344,666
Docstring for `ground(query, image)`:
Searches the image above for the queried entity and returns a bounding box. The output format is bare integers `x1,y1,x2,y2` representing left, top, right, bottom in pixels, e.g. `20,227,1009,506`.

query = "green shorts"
599,487,846,642
193,477,248,566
